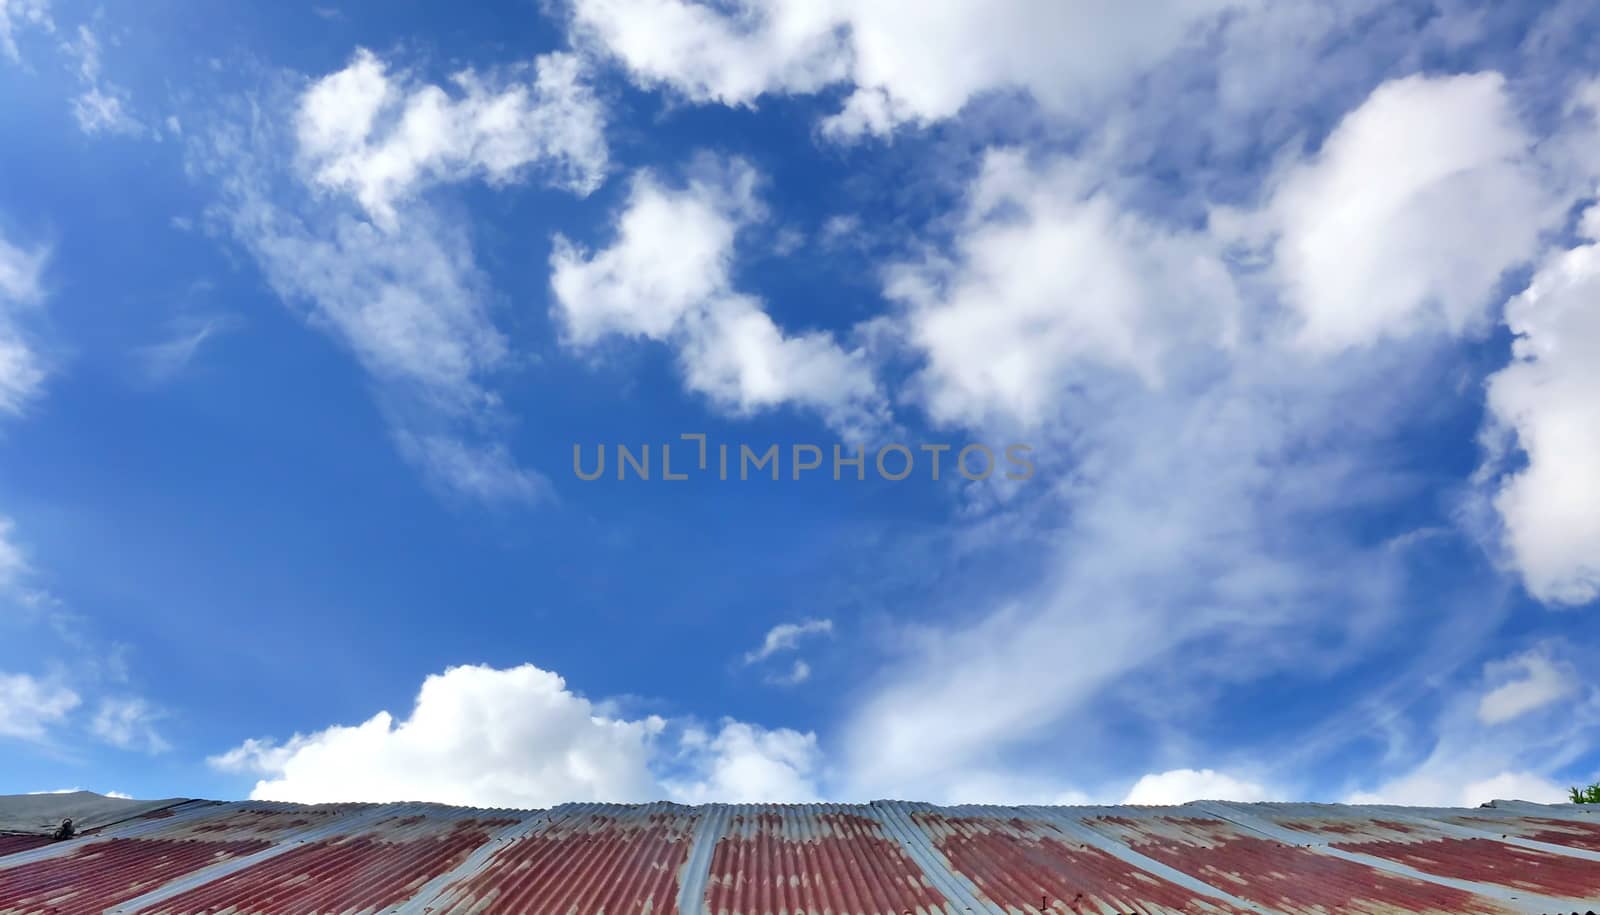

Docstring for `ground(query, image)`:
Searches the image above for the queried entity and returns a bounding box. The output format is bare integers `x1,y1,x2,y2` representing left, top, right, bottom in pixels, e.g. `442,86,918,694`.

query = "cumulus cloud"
551,157,884,435
297,49,607,227
0,672,80,741
664,720,822,804
1480,201,1600,606
1260,72,1557,352
0,229,49,416
210,662,821,806
211,664,666,806
569,0,1241,136
889,148,1239,428
1122,769,1277,805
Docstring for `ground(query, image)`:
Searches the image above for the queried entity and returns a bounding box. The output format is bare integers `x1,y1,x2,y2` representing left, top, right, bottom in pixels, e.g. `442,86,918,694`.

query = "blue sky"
1,0,1599,808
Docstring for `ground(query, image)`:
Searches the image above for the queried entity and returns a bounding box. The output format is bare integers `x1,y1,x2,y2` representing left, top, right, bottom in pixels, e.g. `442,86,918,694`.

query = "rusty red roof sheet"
1,797,1598,914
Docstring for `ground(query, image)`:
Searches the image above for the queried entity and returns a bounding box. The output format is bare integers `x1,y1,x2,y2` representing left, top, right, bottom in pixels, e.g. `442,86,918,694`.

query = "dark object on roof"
1,793,1599,914
49,818,72,841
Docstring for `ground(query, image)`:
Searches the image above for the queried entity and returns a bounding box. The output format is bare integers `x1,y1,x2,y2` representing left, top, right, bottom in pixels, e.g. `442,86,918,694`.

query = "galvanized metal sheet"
1074,805,1527,915
0,835,52,860
1223,802,1600,903
128,804,525,915
698,804,951,915
1425,807,1600,854
6,797,1600,915
416,802,703,915
902,805,1255,915
0,801,368,915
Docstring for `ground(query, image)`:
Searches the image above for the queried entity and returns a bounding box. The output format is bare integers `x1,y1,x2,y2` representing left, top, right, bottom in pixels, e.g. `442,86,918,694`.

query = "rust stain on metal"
423,809,699,915
0,838,271,915
706,810,946,915
1084,815,1519,915
913,812,1250,915
1333,835,1600,900
133,816,516,915
1446,814,1600,853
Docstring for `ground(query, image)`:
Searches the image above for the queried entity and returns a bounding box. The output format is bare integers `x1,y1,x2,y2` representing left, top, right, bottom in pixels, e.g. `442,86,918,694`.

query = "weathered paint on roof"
2,797,1599,915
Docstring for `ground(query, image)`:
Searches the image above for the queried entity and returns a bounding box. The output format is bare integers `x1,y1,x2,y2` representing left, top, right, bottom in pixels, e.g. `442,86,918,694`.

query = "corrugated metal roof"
2,796,1599,914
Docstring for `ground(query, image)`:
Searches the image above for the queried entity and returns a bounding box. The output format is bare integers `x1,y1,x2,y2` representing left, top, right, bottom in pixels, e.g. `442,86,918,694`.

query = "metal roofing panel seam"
0,800,229,871
1195,801,1591,913
866,801,991,915
103,802,406,914
696,803,953,915
921,803,1265,915
5,797,1600,915
392,809,558,914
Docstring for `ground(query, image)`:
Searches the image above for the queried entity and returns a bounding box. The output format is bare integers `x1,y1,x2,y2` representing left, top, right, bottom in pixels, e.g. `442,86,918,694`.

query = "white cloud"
1349,769,1570,808
744,618,833,664
193,56,584,504
0,229,49,416
889,148,1239,428
1260,72,1557,352
766,659,810,686
1122,769,1276,805
134,315,237,384
210,662,821,807
211,664,666,806
66,26,142,136
665,720,821,804
570,0,1241,137
0,672,80,741
1480,202,1600,606
1478,649,1577,725
0,0,51,63
90,697,170,754
189,46,612,503
551,157,884,434
1349,645,1600,806
0,517,27,588
394,433,548,505
298,49,607,227
223,196,506,413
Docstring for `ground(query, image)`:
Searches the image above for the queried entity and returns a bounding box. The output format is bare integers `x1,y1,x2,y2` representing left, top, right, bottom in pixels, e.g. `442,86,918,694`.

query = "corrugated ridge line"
1482,801,1600,819
103,802,398,914
1412,802,1600,829
0,800,229,870
1009,804,1275,915
677,803,729,915
868,801,1000,915
1195,801,1580,913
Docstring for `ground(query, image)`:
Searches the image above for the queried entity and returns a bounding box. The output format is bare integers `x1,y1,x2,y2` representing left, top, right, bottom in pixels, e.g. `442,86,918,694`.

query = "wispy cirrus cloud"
0,0,51,63
190,46,612,504
0,228,49,416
